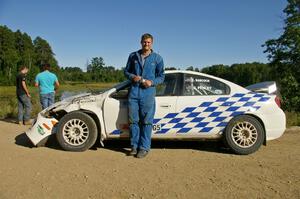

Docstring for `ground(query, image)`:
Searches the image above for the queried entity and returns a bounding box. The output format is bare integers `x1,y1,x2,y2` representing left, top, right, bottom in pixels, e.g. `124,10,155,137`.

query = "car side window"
183,74,230,96
156,73,180,96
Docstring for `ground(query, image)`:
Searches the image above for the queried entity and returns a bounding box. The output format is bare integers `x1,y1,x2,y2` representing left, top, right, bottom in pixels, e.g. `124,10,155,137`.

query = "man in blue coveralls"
124,33,165,158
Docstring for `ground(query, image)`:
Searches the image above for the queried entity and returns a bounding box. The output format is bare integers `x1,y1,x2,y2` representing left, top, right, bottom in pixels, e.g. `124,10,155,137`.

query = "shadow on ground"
14,132,231,155
103,139,232,155
1,118,19,124
15,133,61,150
15,133,34,148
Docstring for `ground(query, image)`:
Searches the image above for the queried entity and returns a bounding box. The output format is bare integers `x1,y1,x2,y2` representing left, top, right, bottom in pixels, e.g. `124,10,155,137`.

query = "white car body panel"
25,113,58,145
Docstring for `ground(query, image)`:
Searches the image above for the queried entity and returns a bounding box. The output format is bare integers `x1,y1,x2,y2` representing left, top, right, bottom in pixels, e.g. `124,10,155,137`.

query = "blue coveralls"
124,50,165,151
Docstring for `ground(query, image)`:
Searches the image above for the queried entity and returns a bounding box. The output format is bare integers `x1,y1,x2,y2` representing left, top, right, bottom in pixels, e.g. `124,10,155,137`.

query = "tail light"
275,96,281,108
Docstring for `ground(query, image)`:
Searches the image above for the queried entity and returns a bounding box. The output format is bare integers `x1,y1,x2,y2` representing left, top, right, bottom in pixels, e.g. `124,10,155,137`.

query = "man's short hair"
19,65,28,71
141,33,153,42
43,63,51,71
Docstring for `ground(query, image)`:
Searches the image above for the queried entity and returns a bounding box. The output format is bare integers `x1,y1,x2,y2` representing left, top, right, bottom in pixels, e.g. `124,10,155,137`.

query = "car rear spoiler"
245,81,278,94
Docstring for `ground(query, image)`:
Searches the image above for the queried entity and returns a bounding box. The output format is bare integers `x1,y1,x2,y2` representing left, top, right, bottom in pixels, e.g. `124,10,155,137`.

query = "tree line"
0,25,59,85
0,1,299,111
62,57,125,83
0,25,126,85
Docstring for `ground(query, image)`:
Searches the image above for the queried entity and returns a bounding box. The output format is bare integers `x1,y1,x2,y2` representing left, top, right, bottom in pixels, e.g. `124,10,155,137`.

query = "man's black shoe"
136,149,148,158
127,148,137,156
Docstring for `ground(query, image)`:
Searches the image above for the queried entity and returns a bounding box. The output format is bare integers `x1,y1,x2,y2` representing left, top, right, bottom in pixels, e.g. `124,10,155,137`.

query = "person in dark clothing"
16,65,32,125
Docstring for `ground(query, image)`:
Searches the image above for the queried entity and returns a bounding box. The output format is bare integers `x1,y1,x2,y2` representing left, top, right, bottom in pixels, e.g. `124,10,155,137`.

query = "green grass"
285,111,300,127
0,82,115,120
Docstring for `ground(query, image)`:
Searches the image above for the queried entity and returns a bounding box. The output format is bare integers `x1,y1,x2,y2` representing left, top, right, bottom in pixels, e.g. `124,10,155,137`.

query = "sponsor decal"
42,123,51,130
37,125,45,135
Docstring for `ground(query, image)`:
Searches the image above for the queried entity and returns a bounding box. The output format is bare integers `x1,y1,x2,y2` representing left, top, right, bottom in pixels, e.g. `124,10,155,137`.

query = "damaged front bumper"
25,113,58,146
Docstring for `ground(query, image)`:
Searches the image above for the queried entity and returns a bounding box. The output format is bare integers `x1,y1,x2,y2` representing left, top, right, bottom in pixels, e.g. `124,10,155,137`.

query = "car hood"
43,91,108,114
60,92,92,102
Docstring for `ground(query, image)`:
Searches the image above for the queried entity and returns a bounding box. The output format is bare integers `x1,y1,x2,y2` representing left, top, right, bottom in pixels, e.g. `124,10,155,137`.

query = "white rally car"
26,70,286,155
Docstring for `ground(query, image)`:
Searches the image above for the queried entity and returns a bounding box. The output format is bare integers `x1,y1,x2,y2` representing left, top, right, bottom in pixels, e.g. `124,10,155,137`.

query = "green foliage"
0,25,58,85
60,57,126,83
84,57,125,82
201,62,271,87
165,67,178,70
33,36,58,71
0,83,114,119
0,26,19,85
263,0,300,111
285,111,300,126
0,25,126,86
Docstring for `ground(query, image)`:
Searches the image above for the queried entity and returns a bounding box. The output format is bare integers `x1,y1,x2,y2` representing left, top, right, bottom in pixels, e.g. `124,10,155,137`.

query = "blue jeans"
40,92,55,110
128,97,155,151
17,94,32,122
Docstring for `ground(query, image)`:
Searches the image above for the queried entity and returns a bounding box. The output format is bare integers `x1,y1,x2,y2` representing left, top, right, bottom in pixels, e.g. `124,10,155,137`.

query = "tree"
87,57,106,81
186,66,194,71
0,25,126,85
263,0,300,111
33,36,58,72
14,30,37,83
165,67,177,70
0,26,20,84
201,63,271,87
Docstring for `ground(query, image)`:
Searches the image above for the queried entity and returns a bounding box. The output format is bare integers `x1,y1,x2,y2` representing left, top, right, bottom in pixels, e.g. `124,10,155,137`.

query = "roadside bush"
285,112,300,127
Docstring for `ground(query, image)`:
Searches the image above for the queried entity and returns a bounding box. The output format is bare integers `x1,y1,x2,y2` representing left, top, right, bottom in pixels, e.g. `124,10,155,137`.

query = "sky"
0,0,287,70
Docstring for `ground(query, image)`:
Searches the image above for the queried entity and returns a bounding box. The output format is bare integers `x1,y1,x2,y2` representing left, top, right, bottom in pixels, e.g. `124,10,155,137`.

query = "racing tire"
223,115,265,155
56,111,98,152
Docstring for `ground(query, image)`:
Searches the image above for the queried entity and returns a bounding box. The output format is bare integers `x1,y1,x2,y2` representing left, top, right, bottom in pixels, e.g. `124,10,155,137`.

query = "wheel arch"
223,114,266,155
241,113,267,146
55,109,104,145
80,109,102,140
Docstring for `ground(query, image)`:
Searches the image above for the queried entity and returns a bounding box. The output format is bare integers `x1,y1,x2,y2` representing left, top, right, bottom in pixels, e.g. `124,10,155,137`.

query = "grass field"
0,82,115,120
0,83,299,126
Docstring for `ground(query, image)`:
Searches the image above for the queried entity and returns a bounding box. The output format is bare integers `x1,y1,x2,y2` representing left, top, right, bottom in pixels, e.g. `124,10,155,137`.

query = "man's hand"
142,79,152,88
132,75,142,83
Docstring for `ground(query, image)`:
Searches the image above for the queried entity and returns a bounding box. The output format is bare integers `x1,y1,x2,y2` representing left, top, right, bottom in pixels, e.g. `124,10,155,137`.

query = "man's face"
22,68,28,74
141,38,153,51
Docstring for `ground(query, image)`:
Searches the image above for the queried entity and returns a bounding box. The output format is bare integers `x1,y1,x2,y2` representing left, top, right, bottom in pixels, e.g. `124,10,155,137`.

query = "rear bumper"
25,113,58,146
263,109,286,141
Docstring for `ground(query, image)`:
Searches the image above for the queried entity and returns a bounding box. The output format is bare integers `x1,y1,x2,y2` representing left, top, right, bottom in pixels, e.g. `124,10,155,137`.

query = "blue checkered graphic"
153,92,270,134
111,92,270,135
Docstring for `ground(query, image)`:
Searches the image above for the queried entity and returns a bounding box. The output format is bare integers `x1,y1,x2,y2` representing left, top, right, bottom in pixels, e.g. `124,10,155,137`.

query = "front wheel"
56,111,98,152
223,115,265,155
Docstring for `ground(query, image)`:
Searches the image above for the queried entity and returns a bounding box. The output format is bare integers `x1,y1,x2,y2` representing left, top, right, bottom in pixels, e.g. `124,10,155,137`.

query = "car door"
172,73,231,137
103,73,181,138
152,73,181,137
103,85,130,137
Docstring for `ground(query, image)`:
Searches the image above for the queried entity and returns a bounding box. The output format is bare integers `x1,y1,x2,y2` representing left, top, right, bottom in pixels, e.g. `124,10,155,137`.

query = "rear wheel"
56,111,98,152
223,115,264,155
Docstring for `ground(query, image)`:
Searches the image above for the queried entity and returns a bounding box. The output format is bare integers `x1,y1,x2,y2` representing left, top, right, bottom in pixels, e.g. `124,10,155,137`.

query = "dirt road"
0,120,299,199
